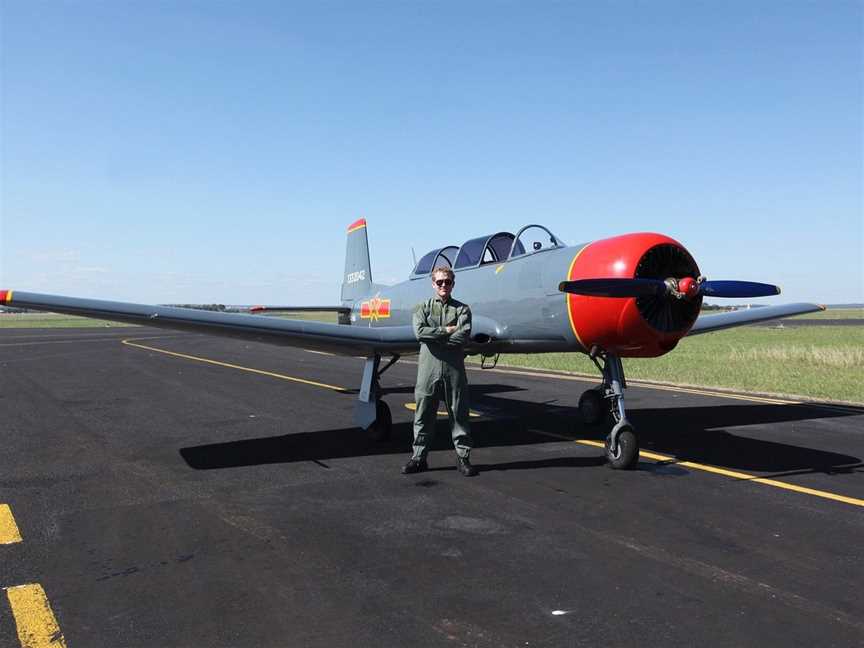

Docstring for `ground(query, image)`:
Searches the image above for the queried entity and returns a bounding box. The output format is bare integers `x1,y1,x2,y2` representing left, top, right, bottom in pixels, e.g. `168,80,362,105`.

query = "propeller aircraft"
0,219,823,469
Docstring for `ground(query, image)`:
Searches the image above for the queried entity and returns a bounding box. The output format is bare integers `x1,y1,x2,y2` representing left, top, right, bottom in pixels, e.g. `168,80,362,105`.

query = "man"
402,266,478,477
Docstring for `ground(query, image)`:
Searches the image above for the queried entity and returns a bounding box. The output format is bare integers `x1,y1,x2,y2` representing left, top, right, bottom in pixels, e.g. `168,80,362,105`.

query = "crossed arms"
413,302,472,348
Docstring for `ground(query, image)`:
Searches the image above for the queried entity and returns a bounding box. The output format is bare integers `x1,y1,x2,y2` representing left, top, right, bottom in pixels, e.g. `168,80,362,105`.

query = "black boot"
401,457,428,474
456,455,478,477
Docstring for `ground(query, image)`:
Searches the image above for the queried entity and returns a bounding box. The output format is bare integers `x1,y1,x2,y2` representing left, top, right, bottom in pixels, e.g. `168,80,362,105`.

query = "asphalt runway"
1,327,862,647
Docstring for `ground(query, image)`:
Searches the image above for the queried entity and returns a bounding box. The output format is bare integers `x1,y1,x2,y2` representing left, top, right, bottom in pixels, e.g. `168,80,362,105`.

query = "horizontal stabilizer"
245,305,351,314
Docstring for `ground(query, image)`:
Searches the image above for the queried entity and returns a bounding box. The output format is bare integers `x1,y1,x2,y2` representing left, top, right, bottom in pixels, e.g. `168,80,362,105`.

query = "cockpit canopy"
412,245,460,276
411,224,564,277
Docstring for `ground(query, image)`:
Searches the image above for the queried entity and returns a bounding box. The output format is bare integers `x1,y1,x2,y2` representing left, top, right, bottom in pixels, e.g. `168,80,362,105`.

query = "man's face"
432,272,454,300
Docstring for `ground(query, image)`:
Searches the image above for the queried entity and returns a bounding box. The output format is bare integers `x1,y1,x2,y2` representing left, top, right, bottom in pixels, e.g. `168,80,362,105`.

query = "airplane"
0,219,823,470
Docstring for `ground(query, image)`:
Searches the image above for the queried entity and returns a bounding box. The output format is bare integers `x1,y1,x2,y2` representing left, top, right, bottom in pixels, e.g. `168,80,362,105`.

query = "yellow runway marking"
5,584,67,647
121,340,350,393
403,402,482,418
0,504,22,544
529,430,864,508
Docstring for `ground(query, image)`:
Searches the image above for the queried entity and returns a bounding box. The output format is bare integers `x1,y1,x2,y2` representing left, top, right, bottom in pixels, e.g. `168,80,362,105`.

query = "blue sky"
1,1,861,305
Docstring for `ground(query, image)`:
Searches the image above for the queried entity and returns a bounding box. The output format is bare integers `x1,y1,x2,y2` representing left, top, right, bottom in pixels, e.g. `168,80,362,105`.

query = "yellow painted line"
494,264,505,274
5,584,67,647
0,504,22,544
529,430,864,508
121,340,350,393
403,402,481,418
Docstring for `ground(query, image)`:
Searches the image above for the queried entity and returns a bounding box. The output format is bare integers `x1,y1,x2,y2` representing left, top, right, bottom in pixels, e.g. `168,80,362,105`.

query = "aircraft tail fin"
341,218,374,304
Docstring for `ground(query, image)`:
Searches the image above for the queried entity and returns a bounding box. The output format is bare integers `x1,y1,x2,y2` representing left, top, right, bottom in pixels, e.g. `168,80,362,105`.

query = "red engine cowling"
565,233,703,357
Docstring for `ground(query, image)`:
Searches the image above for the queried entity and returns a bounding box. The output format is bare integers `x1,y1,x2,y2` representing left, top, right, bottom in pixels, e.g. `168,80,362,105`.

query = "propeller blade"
701,281,780,298
558,278,668,298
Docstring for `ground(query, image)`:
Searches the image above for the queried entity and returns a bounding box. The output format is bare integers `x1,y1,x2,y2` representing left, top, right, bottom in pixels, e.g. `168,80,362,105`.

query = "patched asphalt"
1,327,862,647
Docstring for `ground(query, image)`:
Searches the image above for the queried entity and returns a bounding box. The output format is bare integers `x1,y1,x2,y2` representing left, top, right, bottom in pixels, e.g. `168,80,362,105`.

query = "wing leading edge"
0,290,417,355
687,302,825,336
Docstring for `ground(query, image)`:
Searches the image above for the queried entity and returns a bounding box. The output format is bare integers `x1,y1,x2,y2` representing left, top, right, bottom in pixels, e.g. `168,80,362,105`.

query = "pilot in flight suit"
402,267,478,477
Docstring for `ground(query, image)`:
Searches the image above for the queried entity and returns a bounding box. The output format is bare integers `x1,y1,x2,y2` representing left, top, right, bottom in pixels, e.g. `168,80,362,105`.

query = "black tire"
368,400,392,442
605,426,639,470
578,388,605,425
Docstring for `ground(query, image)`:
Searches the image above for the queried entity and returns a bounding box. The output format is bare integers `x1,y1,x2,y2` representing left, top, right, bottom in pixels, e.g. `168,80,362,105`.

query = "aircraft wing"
686,302,825,336
0,290,417,355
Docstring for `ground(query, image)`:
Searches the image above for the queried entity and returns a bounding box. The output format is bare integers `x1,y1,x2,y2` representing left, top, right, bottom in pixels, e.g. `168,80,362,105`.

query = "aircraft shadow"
180,417,557,471
474,392,862,473
179,384,861,475
375,383,525,397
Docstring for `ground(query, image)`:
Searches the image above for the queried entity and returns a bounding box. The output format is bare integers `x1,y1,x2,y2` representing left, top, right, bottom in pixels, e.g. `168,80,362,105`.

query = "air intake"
634,244,702,332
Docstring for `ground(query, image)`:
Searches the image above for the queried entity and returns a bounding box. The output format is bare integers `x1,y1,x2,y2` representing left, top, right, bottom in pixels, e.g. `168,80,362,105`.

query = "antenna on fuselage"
411,247,417,267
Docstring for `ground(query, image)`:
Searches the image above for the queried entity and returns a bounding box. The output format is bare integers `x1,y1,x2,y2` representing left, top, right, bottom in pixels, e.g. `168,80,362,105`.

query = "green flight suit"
412,296,473,460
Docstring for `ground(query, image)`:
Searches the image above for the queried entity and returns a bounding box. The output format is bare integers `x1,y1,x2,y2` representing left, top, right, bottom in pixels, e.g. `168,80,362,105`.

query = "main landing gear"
354,353,400,442
578,348,639,470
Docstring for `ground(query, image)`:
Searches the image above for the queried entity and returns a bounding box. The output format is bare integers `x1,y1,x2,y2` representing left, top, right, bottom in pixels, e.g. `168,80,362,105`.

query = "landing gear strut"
579,348,639,470
355,353,400,442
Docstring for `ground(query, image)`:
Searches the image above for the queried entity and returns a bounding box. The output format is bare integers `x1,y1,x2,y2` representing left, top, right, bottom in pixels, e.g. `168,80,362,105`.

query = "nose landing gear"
579,349,640,470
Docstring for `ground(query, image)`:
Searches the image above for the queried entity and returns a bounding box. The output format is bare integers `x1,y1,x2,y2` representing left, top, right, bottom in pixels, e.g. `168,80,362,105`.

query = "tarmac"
1,327,862,647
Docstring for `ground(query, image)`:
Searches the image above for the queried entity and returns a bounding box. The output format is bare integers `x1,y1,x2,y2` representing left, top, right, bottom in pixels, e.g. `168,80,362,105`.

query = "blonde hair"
431,266,455,280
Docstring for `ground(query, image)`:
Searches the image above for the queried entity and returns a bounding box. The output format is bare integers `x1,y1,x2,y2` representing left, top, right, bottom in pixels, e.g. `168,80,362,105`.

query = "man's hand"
445,325,457,334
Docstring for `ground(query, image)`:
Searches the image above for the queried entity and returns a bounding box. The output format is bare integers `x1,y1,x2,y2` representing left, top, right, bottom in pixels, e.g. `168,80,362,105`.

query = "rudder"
341,218,374,304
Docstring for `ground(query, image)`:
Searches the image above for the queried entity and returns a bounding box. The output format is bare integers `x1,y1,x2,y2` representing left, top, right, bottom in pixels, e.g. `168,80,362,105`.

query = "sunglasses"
434,279,453,287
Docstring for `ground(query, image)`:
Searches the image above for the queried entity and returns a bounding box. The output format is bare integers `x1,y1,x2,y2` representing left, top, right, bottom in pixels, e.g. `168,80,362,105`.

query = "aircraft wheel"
578,388,605,425
368,400,392,442
605,426,639,470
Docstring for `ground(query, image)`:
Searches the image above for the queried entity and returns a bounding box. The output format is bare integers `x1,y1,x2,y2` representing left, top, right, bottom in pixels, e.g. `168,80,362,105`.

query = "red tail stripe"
347,218,367,233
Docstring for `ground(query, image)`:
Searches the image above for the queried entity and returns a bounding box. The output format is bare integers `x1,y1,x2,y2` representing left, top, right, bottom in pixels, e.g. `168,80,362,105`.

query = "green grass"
477,326,864,404
701,307,862,319
791,307,863,320
0,313,136,328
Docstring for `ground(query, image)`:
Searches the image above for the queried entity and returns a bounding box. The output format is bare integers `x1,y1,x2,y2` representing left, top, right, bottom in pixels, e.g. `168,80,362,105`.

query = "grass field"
0,313,136,328
473,326,863,404
2,311,861,403
792,307,863,319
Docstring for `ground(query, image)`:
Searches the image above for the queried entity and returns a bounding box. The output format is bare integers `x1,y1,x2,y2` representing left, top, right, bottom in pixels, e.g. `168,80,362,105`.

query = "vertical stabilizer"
341,218,374,304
